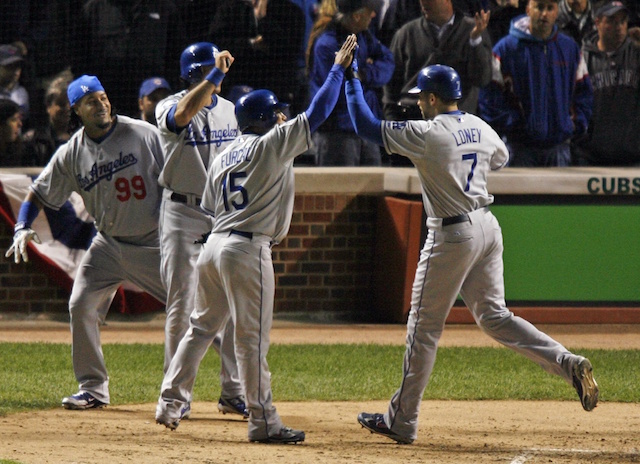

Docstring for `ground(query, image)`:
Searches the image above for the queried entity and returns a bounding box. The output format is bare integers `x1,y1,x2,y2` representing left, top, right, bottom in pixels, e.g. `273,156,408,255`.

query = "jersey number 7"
462,153,477,192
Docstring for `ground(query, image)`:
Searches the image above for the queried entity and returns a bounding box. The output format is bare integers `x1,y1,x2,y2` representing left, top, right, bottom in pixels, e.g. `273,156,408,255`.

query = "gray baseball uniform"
155,91,243,401
377,111,590,441
31,115,166,404
157,113,312,441
347,74,595,443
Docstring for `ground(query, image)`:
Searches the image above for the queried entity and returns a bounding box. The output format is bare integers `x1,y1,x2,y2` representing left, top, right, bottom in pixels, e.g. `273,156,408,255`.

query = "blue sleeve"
308,34,340,101
15,200,40,231
305,64,345,133
358,34,395,88
166,105,180,133
344,78,384,146
477,49,523,134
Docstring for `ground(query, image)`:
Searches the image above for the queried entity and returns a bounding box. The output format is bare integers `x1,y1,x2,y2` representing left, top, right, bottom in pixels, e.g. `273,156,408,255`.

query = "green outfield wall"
493,203,640,302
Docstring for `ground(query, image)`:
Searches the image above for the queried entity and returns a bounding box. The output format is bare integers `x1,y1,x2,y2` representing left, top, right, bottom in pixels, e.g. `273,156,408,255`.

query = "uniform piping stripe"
257,245,269,438
389,229,435,432
185,138,236,147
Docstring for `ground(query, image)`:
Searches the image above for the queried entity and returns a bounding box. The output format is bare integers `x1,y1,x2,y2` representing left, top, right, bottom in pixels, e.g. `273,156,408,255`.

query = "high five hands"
335,34,358,69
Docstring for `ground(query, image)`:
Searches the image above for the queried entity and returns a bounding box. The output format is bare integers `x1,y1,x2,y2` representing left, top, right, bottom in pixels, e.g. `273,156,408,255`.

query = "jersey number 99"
115,175,147,202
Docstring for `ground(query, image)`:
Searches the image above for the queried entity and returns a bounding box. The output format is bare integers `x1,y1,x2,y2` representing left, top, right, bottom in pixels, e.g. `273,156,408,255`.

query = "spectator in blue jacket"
307,0,395,165
479,0,593,166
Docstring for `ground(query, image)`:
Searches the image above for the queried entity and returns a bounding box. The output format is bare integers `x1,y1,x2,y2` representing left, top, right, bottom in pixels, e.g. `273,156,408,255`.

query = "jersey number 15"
222,171,249,211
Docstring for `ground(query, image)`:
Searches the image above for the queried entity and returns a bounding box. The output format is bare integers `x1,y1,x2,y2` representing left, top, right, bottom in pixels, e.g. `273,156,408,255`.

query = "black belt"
230,229,253,239
442,206,489,226
170,192,201,206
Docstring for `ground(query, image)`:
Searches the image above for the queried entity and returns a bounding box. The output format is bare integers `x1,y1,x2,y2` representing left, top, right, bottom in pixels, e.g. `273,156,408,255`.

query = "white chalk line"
509,447,639,464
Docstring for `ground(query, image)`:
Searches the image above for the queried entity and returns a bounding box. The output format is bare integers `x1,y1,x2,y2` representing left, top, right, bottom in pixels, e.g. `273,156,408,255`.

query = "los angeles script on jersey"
77,152,138,191
185,124,238,148
451,128,481,146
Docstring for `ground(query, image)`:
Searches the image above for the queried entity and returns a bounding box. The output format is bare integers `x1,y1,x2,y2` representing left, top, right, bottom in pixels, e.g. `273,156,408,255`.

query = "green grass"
0,343,638,417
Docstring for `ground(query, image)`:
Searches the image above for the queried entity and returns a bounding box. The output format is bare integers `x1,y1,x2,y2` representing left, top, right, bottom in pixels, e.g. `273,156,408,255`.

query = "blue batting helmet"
408,64,462,100
180,42,219,84
235,89,289,132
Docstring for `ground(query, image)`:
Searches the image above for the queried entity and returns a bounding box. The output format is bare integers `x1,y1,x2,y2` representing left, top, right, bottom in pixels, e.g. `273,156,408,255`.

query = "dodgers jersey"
156,92,239,196
381,112,509,218
201,114,312,245
30,115,164,237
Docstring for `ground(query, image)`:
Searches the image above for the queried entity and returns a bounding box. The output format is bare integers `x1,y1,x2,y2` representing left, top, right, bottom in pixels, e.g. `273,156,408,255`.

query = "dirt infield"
1,317,639,464
2,316,640,348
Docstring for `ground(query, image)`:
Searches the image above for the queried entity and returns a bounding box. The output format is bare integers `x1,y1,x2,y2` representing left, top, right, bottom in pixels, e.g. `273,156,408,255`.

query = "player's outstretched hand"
335,34,358,69
216,50,234,74
5,228,41,264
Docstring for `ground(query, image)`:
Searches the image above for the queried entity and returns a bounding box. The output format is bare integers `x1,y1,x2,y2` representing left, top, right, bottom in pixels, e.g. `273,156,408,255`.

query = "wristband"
347,56,361,80
205,67,225,86
345,66,361,81
15,200,39,233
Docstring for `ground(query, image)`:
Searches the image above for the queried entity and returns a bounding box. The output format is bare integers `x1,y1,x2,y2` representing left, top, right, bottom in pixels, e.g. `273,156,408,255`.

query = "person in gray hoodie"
577,0,640,166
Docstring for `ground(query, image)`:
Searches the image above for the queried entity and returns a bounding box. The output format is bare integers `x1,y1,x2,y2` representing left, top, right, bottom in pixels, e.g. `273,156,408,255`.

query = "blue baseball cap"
138,77,171,98
67,75,105,106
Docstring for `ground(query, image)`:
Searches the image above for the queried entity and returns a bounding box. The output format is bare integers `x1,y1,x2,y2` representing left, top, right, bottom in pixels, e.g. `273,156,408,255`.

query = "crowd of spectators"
0,0,639,167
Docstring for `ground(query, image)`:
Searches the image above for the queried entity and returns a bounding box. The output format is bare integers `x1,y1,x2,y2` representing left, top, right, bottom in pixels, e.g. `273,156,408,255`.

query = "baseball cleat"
217,396,249,418
251,426,305,444
357,412,413,444
572,358,599,411
156,414,180,431
62,391,106,410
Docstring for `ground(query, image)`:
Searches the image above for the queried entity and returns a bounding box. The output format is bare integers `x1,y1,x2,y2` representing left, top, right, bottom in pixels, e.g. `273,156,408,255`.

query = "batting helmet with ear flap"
180,42,219,84
235,89,289,132
408,64,462,100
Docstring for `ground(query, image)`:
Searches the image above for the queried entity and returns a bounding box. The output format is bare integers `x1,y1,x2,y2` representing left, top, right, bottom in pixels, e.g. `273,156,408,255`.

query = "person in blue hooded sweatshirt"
478,0,593,166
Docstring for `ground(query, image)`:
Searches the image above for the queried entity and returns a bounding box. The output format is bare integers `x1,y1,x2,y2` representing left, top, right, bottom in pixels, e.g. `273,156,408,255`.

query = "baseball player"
5,75,166,410
156,34,358,443
155,42,246,419
344,63,599,444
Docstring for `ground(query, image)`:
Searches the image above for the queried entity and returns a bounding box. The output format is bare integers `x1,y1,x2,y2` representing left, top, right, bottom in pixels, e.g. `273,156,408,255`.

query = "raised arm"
172,50,234,129
344,63,384,146
305,34,357,133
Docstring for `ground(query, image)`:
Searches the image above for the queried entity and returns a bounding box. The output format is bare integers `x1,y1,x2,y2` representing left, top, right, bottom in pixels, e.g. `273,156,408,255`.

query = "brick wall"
0,192,380,320
274,193,378,320
0,219,69,314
